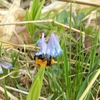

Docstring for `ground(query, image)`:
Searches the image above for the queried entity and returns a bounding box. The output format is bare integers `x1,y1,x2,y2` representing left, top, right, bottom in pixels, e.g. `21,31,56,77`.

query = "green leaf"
47,72,62,92
25,9,34,35
62,34,71,99
25,0,45,37
56,10,68,24
31,0,40,19
34,0,45,20
27,66,45,100
74,12,85,27
75,12,85,22
82,25,95,35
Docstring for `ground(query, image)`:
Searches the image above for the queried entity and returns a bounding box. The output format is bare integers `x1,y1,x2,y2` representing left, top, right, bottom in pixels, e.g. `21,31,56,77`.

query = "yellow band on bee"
35,57,55,68
36,57,47,68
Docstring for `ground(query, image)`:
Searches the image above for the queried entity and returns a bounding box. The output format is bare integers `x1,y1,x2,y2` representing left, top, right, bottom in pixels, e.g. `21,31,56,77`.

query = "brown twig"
0,19,93,37
0,40,39,49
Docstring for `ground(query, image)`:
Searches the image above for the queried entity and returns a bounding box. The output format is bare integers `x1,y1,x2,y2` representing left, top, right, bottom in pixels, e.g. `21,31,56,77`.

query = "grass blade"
27,66,45,100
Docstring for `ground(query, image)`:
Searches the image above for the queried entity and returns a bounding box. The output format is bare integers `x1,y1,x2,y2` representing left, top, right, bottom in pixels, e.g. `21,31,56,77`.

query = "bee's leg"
49,56,52,66
47,56,52,66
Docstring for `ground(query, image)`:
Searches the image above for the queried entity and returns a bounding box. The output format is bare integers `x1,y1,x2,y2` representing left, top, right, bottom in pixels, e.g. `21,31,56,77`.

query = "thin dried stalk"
0,19,93,38
0,86,18,100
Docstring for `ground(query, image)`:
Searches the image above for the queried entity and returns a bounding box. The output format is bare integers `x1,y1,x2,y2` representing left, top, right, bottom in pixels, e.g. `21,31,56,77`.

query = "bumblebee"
34,54,55,68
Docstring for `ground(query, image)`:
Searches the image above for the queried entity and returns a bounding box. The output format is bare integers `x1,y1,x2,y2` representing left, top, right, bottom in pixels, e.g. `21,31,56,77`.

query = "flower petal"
46,34,56,57
36,33,63,58
1,61,12,69
36,33,47,56
46,33,63,57
37,39,41,46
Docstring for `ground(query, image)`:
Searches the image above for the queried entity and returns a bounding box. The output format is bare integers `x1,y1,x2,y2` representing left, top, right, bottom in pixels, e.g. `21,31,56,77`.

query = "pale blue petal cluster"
36,33,63,57
0,60,12,74
46,33,63,57
36,33,47,56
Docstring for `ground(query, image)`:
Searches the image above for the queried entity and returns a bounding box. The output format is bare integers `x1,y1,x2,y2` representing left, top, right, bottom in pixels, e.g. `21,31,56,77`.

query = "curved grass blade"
76,56,100,100
27,66,45,100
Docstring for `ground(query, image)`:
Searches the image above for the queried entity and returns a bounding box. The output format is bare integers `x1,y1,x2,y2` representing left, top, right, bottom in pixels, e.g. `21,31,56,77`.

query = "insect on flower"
0,60,12,74
34,33,63,68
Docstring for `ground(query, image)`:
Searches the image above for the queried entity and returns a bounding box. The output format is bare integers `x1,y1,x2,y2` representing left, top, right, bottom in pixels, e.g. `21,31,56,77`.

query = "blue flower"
0,60,12,74
46,33,63,57
36,33,47,56
36,33,63,57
